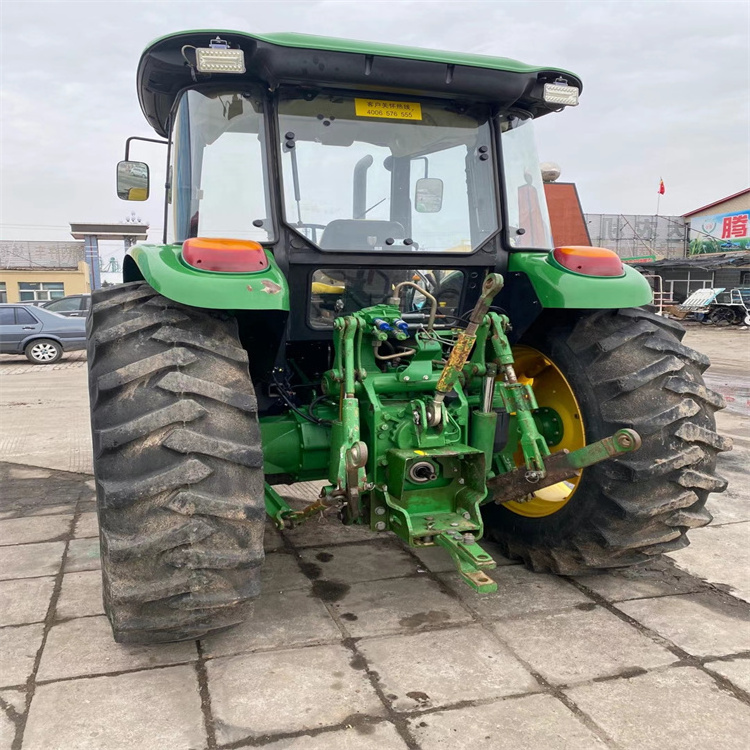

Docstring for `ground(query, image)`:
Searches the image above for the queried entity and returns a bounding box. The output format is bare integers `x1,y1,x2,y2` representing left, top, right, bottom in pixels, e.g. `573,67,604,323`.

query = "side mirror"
414,177,444,213
117,161,150,201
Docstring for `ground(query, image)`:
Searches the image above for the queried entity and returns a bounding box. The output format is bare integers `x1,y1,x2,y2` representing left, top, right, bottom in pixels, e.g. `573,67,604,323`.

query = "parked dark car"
0,304,87,364
41,294,91,318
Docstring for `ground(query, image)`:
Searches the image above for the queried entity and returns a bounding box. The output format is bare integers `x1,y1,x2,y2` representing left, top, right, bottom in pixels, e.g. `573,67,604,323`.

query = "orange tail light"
552,246,623,276
182,237,268,273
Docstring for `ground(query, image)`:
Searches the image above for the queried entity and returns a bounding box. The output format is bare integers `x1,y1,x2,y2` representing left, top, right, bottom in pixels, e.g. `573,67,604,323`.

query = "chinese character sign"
689,209,750,254
721,214,748,239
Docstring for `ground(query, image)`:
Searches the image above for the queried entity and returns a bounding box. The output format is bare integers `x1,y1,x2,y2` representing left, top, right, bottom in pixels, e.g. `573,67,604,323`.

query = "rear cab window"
277,91,498,253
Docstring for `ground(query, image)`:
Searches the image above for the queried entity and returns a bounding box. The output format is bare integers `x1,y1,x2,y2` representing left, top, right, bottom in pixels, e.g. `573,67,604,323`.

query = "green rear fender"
125,244,289,311
509,252,652,308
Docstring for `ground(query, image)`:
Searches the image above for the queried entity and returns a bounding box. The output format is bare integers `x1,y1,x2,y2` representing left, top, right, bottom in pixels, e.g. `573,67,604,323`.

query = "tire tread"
485,307,730,574
88,281,264,643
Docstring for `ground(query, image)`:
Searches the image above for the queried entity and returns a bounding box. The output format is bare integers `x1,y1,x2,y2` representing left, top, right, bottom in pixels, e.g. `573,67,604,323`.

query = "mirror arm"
414,156,429,178
125,136,169,161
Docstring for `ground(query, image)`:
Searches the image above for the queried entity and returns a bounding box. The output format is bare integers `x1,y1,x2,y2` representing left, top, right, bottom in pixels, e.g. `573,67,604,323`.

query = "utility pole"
653,178,664,256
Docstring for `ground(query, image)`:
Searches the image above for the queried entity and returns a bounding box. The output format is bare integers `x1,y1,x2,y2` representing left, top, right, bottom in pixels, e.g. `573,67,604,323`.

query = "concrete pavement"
1,462,748,750
0,352,90,475
0,326,748,749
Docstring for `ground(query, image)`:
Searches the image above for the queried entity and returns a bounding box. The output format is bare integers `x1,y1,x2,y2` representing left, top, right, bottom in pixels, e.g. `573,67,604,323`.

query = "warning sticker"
354,98,422,121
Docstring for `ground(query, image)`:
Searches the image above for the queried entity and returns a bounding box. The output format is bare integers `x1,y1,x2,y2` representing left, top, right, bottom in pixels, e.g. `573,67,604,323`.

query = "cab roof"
137,30,583,137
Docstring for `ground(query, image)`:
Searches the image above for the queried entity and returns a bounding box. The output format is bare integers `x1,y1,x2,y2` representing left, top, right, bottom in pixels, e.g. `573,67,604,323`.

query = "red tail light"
552,246,623,277
182,238,268,273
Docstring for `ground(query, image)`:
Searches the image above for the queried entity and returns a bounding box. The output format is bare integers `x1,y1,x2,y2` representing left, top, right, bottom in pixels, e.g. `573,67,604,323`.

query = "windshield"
172,89,274,243
499,116,553,250
277,92,498,252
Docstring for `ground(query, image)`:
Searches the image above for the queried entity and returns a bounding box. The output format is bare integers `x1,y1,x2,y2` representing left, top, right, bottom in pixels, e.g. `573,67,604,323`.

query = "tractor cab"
120,32,581,348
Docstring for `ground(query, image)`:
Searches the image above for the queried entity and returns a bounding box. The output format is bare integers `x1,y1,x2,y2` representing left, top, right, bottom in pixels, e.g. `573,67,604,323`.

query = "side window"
18,282,65,302
0,308,14,325
15,307,38,324
198,131,270,240
45,297,81,312
172,89,273,243
500,117,553,250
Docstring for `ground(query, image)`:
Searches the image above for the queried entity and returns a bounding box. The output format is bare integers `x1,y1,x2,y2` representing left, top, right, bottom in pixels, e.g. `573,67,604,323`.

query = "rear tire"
25,338,62,364
483,307,731,574
87,282,265,643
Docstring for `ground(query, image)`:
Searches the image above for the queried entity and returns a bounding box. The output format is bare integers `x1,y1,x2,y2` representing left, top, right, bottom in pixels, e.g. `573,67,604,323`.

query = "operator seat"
319,220,406,251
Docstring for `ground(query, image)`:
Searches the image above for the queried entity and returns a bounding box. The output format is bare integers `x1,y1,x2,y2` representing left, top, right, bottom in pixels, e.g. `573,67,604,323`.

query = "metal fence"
584,214,687,260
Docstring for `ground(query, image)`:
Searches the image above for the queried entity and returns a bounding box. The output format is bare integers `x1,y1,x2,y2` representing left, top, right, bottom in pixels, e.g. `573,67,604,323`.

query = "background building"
631,189,750,303
0,241,89,303
684,188,750,255
540,164,688,260
584,214,688,261
633,253,750,304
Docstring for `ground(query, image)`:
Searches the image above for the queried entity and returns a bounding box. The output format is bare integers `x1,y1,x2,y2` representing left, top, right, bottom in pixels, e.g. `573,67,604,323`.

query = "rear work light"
543,82,579,107
182,238,268,273
195,38,246,74
552,246,624,277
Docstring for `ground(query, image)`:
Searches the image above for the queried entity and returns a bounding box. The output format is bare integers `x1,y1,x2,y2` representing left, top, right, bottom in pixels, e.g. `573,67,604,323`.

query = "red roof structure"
543,183,591,247
682,188,750,217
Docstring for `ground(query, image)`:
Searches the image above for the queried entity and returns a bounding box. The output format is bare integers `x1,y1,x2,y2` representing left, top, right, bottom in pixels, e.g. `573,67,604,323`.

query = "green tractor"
89,31,728,644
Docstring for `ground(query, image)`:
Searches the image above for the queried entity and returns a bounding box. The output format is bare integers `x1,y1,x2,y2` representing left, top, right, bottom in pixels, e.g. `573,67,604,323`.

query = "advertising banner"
689,209,750,254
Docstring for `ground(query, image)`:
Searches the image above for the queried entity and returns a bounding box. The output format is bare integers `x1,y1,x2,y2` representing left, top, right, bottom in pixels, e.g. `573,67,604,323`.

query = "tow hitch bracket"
491,428,642,504
435,532,498,593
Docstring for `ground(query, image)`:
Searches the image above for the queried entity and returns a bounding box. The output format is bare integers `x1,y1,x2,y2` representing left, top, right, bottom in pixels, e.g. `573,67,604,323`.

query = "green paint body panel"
509,252,653,309
260,413,331,480
145,29,578,78
127,244,289,311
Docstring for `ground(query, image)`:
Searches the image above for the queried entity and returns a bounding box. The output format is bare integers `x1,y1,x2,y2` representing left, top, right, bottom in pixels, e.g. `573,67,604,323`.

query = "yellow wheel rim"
502,345,586,518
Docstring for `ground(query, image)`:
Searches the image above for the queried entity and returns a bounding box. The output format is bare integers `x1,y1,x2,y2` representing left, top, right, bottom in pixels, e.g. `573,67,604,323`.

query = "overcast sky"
1,0,748,253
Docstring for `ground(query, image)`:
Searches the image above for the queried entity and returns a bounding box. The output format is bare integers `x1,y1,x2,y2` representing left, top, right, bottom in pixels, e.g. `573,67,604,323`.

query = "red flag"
658,178,665,195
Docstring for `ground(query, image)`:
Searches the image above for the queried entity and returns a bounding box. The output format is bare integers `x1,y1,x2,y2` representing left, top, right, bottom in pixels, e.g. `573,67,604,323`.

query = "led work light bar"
195,38,246,74
543,81,579,107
